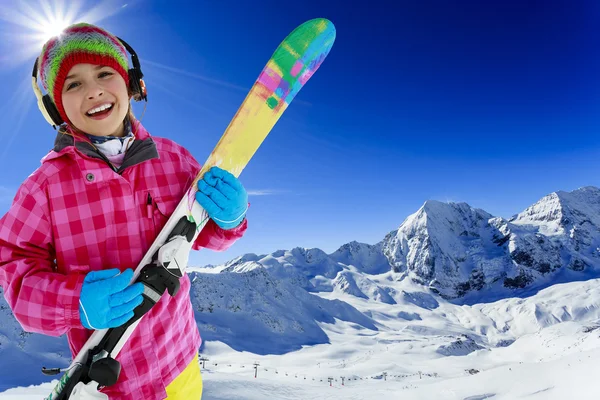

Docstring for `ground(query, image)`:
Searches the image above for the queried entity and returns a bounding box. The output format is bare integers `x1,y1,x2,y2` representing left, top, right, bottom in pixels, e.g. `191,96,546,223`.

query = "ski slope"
2,276,600,399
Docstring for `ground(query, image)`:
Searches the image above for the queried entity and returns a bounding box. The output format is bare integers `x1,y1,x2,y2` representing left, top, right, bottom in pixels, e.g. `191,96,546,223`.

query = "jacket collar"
49,119,159,173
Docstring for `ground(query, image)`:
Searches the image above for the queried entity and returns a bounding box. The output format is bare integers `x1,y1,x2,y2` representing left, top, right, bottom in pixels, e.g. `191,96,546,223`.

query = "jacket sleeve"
193,217,248,252
0,182,84,336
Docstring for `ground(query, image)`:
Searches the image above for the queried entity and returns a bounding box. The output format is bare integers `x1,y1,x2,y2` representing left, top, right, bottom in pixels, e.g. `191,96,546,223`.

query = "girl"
0,22,249,399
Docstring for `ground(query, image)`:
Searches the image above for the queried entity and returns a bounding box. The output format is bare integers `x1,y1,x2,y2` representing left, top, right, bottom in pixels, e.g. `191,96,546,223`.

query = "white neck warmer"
85,120,135,168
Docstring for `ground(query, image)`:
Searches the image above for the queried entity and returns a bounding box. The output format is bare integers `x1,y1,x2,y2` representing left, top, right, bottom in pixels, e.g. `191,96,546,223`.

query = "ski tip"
317,18,336,50
306,17,336,40
321,18,336,43
307,17,334,27
295,18,336,54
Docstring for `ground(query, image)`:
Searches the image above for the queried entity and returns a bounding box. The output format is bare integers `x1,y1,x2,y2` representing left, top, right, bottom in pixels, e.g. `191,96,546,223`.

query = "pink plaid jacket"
0,120,247,399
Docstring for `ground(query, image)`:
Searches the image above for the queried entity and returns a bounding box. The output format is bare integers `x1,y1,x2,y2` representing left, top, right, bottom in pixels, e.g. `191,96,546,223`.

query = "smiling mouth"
86,103,114,117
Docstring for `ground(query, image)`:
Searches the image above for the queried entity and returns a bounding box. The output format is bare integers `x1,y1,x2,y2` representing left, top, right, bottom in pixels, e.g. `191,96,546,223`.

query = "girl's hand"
195,166,248,229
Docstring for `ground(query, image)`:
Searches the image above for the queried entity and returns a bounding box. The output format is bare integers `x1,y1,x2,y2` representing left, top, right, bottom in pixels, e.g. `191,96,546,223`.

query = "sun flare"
39,16,72,44
0,0,129,69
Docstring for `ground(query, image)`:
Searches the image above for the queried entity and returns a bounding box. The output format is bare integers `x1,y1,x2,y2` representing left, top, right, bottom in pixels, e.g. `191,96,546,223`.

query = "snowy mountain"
209,186,600,303
383,186,600,299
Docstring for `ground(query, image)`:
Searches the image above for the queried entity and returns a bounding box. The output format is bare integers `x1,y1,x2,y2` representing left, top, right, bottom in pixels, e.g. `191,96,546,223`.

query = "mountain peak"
512,192,562,225
289,247,329,264
330,241,391,275
418,200,492,221
408,199,493,238
512,186,600,235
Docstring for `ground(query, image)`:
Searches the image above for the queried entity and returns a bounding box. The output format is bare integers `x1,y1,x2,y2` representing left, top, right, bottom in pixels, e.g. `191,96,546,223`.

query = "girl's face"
61,63,130,137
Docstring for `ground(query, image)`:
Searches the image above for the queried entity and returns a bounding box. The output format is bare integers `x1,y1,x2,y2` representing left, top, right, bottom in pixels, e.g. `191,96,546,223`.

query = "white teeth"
86,103,113,115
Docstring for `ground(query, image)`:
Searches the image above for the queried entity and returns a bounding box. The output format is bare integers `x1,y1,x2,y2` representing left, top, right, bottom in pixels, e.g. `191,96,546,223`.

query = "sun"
0,0,130,69
4,0,82,48
39,16,73,44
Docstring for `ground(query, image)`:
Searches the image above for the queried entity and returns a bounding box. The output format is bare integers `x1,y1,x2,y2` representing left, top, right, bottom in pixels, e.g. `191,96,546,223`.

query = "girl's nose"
87,86,104,99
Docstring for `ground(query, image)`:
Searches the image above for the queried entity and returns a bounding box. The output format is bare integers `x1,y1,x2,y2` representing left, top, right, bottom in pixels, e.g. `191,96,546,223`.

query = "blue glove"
195,166,248,230
79,268,144,330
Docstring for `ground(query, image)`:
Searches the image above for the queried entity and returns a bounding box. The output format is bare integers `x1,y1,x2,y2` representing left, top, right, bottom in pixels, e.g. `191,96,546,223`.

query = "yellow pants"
165,354,203,399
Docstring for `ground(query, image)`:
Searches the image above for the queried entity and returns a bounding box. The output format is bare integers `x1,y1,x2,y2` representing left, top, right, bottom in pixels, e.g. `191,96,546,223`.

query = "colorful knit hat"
38,22,130,125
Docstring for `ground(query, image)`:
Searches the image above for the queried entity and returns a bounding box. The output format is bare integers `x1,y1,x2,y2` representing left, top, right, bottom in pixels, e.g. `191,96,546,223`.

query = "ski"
43,17,336,400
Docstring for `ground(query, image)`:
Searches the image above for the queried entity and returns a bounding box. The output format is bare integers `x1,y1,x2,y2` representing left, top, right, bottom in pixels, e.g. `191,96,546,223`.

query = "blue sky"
0,0,599,267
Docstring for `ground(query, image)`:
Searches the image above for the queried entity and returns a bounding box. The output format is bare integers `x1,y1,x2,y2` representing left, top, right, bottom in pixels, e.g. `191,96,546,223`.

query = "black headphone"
31,37,147,128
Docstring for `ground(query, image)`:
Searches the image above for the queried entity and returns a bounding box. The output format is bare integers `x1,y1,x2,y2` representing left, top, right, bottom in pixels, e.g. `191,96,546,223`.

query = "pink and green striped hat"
38,22,130,125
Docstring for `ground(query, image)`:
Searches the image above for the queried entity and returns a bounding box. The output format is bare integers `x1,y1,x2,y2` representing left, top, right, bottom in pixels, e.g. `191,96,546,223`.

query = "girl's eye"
65,82,80,91
99,71,113,78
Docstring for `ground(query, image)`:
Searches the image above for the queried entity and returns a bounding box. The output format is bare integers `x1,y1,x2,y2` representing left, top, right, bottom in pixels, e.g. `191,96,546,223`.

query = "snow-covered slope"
4,276,600,399
188,267,377,355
